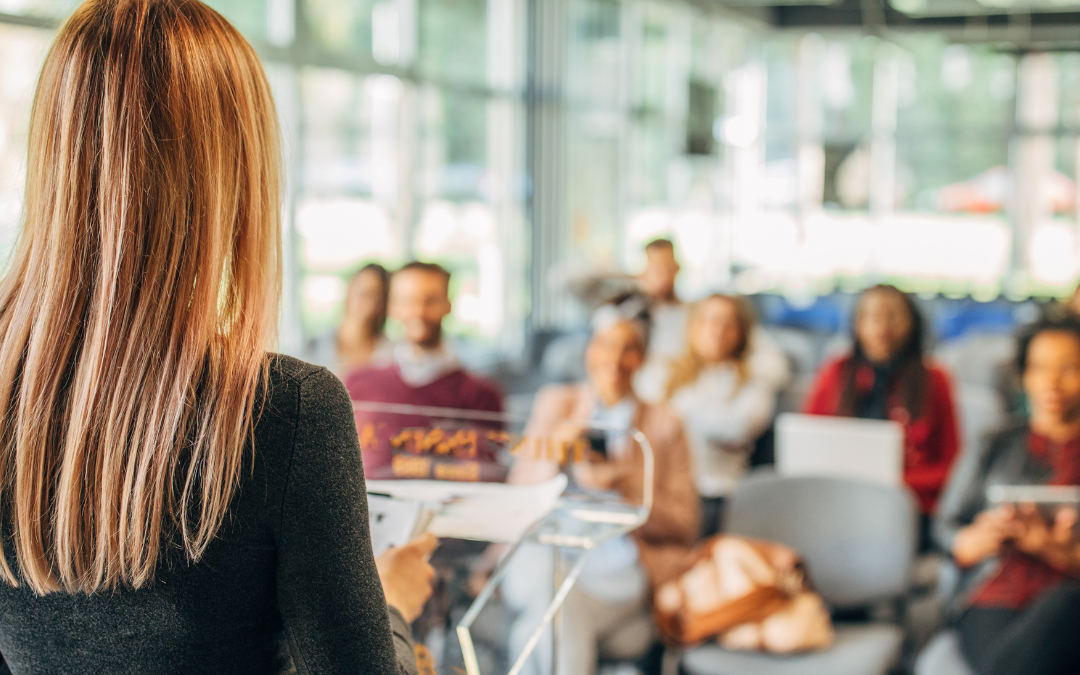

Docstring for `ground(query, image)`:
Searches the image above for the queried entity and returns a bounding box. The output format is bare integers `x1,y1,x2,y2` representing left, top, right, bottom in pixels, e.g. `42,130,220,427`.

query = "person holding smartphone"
491,295,699,675
935,314,1080,675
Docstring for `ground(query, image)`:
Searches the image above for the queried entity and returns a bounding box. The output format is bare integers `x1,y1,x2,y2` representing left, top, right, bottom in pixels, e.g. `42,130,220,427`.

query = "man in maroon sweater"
345,262,504,478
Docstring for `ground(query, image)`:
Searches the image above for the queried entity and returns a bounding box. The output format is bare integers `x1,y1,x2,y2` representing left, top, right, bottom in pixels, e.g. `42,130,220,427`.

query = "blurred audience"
639,238,686,362
496,297,699,675
346,262,503,412
935,315,1080,675
1067,280,1080,318
306,263,393,378
804,284,960,541
346,262,504,661
346,262,503,476
635,239,789,397
646,294,776,537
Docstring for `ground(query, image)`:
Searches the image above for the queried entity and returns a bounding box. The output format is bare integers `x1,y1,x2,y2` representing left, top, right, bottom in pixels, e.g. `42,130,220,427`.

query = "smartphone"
986,484,1080,522
585,428,608,459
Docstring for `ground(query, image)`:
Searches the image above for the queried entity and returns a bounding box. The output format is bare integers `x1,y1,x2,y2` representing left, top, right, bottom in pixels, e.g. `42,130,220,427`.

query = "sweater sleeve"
933,430,998,557
276,367,418,675
905,367,961,500
803,359,842,416
632,414,700,548
676,379,775,446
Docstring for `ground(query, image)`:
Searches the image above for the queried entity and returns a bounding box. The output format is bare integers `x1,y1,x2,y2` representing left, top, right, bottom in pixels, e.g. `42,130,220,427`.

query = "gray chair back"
724,471,917,608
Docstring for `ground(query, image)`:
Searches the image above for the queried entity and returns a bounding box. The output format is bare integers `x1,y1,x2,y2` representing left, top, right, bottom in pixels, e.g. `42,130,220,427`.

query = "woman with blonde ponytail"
0,1,428,672
660,295,777,537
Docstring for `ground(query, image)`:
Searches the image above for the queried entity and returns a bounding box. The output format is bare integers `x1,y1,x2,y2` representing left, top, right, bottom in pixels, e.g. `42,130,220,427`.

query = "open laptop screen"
775,413,904,487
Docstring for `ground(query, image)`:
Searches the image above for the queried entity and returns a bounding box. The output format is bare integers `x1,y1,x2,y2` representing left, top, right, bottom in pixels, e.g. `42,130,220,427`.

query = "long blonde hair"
663,294,755,401
0,0,281,594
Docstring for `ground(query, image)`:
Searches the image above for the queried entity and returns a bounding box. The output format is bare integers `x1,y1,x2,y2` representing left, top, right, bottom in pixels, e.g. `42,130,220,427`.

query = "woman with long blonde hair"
0,1,430,672
662,294,776,537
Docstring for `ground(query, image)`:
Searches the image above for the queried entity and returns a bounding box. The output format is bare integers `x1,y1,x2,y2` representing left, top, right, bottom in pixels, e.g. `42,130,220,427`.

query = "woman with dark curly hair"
935,314,1080,675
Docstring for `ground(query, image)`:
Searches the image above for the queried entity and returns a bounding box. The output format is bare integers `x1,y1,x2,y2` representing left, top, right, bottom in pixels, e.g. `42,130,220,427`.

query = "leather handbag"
654,536,832,652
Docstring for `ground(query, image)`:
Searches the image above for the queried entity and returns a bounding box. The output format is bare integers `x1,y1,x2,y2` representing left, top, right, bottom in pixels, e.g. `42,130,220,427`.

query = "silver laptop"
775,413,904,487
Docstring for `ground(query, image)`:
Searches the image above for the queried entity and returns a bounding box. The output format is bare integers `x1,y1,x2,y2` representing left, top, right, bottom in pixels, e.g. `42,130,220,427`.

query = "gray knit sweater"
0,355,418,674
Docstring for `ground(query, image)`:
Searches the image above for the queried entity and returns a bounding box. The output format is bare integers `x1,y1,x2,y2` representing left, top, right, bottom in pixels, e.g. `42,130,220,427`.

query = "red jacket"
803,354,961,515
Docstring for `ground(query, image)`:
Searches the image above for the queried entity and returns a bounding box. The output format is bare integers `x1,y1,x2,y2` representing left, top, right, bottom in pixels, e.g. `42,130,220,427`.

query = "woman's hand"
1012,504,1058,556
953,507,1020,568
375,533,438,622
1013,506,1080,574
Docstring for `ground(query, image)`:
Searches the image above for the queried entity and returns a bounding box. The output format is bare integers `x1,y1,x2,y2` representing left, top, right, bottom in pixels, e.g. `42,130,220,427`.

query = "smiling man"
345,262,504,476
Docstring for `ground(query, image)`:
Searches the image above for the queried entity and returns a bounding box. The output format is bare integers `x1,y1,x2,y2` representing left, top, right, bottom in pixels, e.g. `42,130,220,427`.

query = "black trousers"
699,496,725,540
918,513,934,554
957,584,1080,675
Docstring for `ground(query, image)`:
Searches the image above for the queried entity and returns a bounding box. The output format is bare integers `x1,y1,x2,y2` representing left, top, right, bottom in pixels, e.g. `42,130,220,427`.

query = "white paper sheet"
367,494,427,556
366,474,568,543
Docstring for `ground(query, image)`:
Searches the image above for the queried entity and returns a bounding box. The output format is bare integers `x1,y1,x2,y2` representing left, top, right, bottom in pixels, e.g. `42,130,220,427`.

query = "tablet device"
986,485,1080,521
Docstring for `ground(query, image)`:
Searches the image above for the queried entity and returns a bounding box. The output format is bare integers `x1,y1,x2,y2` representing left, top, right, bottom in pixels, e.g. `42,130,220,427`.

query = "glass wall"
624,26,1076,304
0,23,52,263
2,1,1079,353
281,0,528,355
0,0,528,359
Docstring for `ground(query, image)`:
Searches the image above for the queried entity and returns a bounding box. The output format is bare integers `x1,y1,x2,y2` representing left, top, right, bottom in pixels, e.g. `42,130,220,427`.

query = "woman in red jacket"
804,285,960,548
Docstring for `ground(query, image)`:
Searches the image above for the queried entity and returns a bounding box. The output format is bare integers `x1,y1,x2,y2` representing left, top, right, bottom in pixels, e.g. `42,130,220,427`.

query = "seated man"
346,261,503,478
639,238,687,363
493,298,699,675
347,262,505,658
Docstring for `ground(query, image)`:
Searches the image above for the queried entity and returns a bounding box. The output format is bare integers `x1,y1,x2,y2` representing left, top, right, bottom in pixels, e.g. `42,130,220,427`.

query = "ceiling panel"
708,0,839,6
891,0,1080,16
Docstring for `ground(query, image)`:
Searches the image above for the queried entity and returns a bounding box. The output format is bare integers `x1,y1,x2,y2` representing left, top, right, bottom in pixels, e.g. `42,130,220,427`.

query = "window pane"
305,0,377,58
568,112,621,269
415,87,493,342
0,0,76,19
821,36,875,147
893,35,1015,213
297,68,406,335
0,24,51,267
418,87,487,200
568,0,621,110
418,0,486,87
413,88,526,347
203,0,294,46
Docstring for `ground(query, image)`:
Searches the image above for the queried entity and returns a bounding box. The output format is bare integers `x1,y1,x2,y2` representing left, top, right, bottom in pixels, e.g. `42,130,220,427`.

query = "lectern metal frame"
456,429,655,675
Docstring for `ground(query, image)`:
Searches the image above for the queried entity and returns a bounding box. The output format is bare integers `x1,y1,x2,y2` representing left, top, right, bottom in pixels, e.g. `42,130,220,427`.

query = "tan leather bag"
654,536,833,653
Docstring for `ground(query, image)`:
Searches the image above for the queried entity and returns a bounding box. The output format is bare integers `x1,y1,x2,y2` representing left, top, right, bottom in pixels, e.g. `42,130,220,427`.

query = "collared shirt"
393,342,461,388
300,332,393,379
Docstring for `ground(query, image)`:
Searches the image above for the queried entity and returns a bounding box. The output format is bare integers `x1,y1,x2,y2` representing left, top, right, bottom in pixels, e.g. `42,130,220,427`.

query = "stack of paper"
366,474,568,544
367,494,435,556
